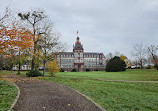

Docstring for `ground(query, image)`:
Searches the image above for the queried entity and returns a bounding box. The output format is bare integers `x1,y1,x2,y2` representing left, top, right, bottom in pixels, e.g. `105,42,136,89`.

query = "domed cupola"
73,37,83,50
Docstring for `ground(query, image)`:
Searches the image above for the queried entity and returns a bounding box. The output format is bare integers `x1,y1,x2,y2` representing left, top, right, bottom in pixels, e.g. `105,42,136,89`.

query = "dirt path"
5,75,100,111
95,79,158,83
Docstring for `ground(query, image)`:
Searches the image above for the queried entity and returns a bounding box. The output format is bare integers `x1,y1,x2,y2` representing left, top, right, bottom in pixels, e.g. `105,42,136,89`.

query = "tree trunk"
43,48,47,77
18,60,21,74
43,60,45,77
31,59,34,70
18,51,21,74
31,25,36,70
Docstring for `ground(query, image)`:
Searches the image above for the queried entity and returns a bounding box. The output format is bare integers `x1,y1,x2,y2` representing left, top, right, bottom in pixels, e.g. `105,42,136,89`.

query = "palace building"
57,36,106,71
12,34,106,71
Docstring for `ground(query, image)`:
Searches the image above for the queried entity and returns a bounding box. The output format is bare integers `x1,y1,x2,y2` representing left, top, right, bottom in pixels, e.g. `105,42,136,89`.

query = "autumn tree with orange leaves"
0,19,33,72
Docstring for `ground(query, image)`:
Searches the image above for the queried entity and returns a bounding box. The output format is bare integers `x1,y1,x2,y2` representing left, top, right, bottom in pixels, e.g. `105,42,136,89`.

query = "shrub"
128,66,131,69
106,56,126,72
17,72,20,75
46,60,60,76
60,68,65,72
146,65,152,69
71,68,77,72
154,64,158,70
86,68,90,71
26,70,42,77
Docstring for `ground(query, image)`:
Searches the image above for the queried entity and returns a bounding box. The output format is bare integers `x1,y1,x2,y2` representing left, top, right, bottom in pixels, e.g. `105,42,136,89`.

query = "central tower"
73,36,84,71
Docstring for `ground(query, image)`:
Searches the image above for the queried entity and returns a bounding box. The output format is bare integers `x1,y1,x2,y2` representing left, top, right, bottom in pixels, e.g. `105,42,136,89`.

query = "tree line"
105,43,158,69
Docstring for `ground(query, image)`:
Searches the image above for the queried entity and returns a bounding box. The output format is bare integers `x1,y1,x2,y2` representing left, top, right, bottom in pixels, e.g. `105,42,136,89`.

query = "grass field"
34,69,158,111
56,69,158,81
0,71,18,111
3,69,158,111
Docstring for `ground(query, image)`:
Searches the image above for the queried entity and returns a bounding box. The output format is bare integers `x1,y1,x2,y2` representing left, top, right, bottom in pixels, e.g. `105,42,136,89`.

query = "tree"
147,45,158,66
0,18,33,72
0,7,9,22
36,20,64,76
46,60,60,76
105,52,114,63
132,43,146,69
120,55,131,68
106,56,126,72
120,55,126,61
14,26,33,74
18,9,47,70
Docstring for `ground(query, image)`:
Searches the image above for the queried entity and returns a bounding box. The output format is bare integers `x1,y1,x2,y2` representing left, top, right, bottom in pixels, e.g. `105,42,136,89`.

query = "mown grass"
18,69,158,111
56,69,158,81
0,71,18,111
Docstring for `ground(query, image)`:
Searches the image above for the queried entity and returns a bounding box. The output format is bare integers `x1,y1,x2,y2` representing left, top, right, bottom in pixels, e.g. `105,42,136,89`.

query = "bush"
146,65,152,69
46,60,60,76
86,68,90,71
106,56,126,72
17,72,20,75
71,68,77,72
154,64,158,70
26,70,42,77
60,69,65,72
128,66,131,69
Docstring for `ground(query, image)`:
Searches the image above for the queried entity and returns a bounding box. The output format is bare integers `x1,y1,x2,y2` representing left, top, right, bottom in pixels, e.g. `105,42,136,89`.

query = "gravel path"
6,75,100,111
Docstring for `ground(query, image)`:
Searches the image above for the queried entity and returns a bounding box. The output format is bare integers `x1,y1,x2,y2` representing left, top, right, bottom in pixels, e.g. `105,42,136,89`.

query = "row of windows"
58,54,103,58
58,59,74,63
61,65,105,68
58,59,103,63
13,65,29,69
75,51,83,53
58,55,73,57
61,65,73,68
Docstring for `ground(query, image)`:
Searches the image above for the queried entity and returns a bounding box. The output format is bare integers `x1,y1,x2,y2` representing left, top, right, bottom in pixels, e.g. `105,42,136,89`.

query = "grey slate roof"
58,52,105,58
58,52,73,55
74,44,83,50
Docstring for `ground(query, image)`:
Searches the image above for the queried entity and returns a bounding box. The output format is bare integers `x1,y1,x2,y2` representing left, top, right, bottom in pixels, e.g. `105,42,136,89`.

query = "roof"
58,52,73,55
58,52,105,57
84,52,105,58
74,44,83,50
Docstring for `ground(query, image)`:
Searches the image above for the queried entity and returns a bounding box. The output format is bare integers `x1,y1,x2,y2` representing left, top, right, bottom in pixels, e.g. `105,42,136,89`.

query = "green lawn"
56,69,158,81
0,71,18,111
14,69,158,110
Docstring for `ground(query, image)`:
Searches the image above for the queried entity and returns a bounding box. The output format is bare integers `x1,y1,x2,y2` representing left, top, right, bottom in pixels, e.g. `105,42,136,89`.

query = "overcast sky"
1,0,158,58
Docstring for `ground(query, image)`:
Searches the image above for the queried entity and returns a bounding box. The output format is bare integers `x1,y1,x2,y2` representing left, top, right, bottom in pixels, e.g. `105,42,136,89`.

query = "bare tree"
0,7,9,22
18,9,66,75
105,52,114,63
18,9,47,70
114,51,121,57
37,20,65,76
132,43,146,69
147,45,158,65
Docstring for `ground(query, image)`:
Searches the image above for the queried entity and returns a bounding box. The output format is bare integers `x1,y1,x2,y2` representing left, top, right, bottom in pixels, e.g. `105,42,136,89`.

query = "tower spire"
76,30,78,37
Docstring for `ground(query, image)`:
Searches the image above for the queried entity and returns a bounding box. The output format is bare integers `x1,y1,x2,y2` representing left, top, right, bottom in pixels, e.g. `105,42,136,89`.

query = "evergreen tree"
106,56,126,72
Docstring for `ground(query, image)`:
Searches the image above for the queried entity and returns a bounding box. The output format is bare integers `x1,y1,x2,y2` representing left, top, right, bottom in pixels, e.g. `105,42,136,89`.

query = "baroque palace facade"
57,36,106,71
